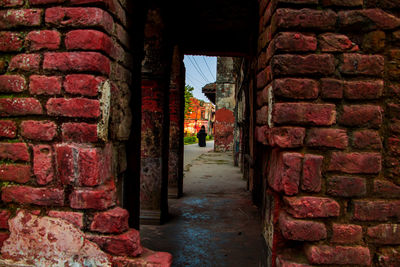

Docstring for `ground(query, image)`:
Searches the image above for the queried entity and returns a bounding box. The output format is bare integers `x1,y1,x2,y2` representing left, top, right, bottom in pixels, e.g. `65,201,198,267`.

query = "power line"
186,73,203,84
188,56,209,83
203,56,216,81
192,56,211,83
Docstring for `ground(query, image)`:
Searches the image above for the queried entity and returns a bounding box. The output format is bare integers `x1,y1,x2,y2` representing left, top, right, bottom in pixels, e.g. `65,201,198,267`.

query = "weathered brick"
367,224,400,244
279,212,326,241
273,32,317,52
8,54,41,72
374,179,400,198
331,224,363,244
0,75,26,93
2,186,64,206
273,8,337,31
255,126,269,145
377,247,400,267
306,245,370,265
25,30,60,51
29,0,66,4
55,144,75,185
319,33,359,52
344,80,383,100
306,128,348,149
362,31,386,53
320,78,343,99
339,105,382,128
256,67,272,89
64,74,105,96
86,229,142,257
284,196,340,218
0,164,30,183
45,7,113,34
387,49,400,80
0,120,16,138
43,52,110,75
0,31,23,51
29,75,61,95
90,207,129,234
0,98,42,116
328,152,381,174
21,120,57,141
0,143,29,161
0,232,9,249
353,200,400,221
322,0,363,6
47,210,83,229
273,103,336,126
65,30,113,56
62,122,98,143
301,154,323,193
0,210,10,229
272,54,335,76
256,105,268,125
340,53,384,76
0,9,42,29
273,78,318,99
78,146,111,186
69,182,116,210
268,151,303,195
353,130,382,150
339,9,400,31
269,127,305,148
46,98,100,118
327,176,366,197
0,0,24,7
32,145,53,185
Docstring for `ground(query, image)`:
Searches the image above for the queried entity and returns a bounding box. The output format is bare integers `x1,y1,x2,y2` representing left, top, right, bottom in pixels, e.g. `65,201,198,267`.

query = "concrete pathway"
183,140,214,167
140,148,264,267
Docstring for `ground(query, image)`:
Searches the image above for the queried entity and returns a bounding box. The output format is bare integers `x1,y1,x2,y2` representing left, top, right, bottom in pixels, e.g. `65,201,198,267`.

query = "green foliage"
184,85,194,119
184,135,197,145
206,135,213,141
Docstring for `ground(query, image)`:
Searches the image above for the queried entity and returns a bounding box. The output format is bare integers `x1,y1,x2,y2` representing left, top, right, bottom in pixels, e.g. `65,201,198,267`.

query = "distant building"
184,97,215,135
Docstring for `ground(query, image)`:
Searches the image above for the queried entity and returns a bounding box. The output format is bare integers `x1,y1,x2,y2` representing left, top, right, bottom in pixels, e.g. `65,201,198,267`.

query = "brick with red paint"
47,210,84,229
0,75,26,93
273,8,337,31
256,106,268,125
29,0,65,4
269,127,305,148
45,7,113,34
29,75,61,95
26,30,60,51
339,105,382,128
332,224,362,244
319,33,359,52
0,164,30,183
306,128,348,149
0,9,42,29
353,200,400,221
90,207,129,234
377,247,400,267
0,210,10,229
279,212,326,241
2,185,64,206
0,120,16,138
320,78,343,99
87,229,142,257
301,154,323,193
268,151,302,196
78,146,110,187
339,9,400,31
0,143,29,162
8,54,41,72
328,152,381,174
271,54,335,76
273,32,317,52
64,74,105,97
43,52,110,75
344,80,383,100
340,53,384,76
62,122,98,143
33,145,53,185
284,196,340,218
327,176,366,197
0,232,9,250
0,32,23,52
273,103,336,126
374,179,400,198
0,0,24,7
322,0,362,6
367,224,400,244
353,130,382,150
21,120,57,141
65,30,113,55
69,182,116,210
46,98,100,118
55,144,75,185
306,245,371,265
0,98,42,116
273,78,318,99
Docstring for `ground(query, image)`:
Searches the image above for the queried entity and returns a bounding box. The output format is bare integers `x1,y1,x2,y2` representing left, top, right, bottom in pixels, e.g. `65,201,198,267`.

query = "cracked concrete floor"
140,150,264,267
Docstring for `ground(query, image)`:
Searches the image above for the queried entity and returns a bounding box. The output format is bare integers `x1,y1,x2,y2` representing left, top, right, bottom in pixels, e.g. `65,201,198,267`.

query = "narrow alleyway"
141,143,264,266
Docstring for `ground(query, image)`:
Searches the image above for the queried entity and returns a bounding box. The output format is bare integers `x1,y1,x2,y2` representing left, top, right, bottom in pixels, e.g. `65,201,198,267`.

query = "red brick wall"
256,0,400,266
